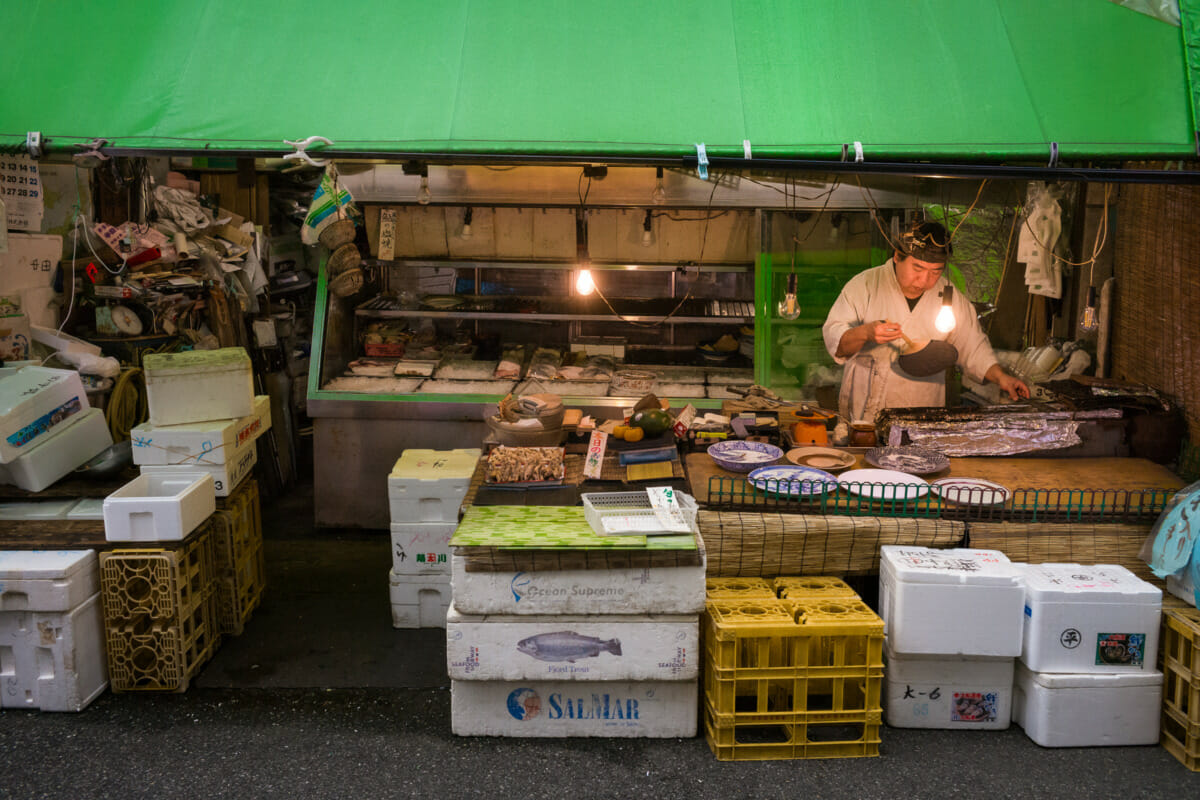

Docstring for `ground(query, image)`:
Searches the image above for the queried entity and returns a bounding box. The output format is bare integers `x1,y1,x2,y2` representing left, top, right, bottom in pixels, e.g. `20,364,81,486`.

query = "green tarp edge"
1182,0,1200,150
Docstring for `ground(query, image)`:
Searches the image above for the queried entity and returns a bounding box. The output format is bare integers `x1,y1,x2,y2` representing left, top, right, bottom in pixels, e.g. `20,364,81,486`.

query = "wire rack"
705,476,1176,524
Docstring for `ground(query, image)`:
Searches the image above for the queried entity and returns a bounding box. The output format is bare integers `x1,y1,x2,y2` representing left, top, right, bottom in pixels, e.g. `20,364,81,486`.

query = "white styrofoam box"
0,592,108,711
0,365,89,464
66,498,105,520
450,554,707,616
446,605,698,682
1019,563,1161,674
1012,661,1162,747
879,546,1025,657
130,394,270,467
883,641,1013,729
142,440,257,498
389,569,451,629
0,408,111,492
103,469,216,542
1166,568,1197,608
143,347,254,426
391,521,456,575
450,678,697,738
0,499,82,520
0,550,98,612
387,448,480,523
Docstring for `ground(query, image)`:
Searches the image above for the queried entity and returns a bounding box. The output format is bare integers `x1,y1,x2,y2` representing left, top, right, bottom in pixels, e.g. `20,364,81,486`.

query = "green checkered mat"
450,506,643,548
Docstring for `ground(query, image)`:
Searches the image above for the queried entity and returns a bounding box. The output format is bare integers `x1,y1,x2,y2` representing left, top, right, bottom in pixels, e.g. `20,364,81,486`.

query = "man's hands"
984,364,1031,401
836,320,905,358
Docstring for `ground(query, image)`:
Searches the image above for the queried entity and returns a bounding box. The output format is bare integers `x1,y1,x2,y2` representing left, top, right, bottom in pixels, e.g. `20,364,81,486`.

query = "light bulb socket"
643,210,653,232
1085,285,1097,309
786,272,798,295
941,284,954,306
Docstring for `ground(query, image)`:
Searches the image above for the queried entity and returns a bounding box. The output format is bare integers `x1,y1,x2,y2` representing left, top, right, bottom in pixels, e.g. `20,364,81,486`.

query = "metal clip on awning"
284,136,334,167
841,141,865,163
695,143,709,180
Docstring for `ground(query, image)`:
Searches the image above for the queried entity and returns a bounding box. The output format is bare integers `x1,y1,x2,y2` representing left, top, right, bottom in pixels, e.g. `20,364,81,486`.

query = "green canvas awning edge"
1,0,1195,163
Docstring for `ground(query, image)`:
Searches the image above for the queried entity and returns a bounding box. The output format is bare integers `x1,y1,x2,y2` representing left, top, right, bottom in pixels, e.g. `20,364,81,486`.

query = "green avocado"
629,408,673,437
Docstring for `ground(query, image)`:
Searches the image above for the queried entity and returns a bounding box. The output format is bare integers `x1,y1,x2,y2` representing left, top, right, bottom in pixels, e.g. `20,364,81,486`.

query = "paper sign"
0,233,60,292
0,155,43,231
379,207,396,261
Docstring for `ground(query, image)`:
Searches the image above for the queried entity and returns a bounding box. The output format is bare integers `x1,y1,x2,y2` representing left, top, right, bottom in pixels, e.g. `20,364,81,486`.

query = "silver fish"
516,631,622,663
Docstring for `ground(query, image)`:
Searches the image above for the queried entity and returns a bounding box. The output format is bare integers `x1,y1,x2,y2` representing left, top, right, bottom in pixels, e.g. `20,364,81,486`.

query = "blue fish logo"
511,572,531,602
506,687,541,721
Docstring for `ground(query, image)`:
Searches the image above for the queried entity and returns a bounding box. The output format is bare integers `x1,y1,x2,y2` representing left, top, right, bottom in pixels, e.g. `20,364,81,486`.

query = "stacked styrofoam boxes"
387,449,479,628
448,511,706,737
879,546,1024,730
131,394,271,498
0,367,112,492
0,550,108,711
703,577,885,760
1012,563,1163,747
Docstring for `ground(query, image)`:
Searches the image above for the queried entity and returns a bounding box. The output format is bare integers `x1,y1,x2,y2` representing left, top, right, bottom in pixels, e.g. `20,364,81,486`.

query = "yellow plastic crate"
1161,606,1200,771
211,478,266,635
99,523,215,625
774,576,859,600
705,706,882,761
106,590,219,693
706,577,777,600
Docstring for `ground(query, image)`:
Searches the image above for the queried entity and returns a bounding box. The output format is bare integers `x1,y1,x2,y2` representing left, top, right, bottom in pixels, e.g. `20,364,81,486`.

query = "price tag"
378,208,396,261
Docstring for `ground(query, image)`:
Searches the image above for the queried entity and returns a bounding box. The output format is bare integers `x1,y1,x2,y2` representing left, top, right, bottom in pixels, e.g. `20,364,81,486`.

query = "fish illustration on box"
516,631,623,663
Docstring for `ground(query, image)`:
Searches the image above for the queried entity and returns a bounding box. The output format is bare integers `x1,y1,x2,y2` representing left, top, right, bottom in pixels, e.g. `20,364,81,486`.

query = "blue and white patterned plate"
707,440,783,473
748,465,839,497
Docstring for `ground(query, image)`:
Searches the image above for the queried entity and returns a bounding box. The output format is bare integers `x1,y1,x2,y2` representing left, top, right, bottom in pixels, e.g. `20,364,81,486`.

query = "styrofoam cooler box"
879,546,1024,657
0,550,99,612
446,605,698,681
0,593,108,711
131,394,271,466
883,641,1013,729
1012,661,1162,747
451,554,706,616
143,347,254,426
1166,568,1197,608
0,408,111,492
103,469,216,542
391,521,456,575
0,499,84,520
450,678,698,737
388,448,480,523
143,440,258,498
0,365,89,463
1019,563,1161,673
389,569,451,628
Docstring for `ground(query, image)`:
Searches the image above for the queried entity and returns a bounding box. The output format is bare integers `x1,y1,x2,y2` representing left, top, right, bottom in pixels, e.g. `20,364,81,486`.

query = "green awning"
0,0,1194,162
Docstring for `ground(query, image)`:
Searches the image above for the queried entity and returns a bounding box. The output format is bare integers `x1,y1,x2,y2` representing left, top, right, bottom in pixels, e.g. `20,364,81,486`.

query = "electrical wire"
105,367,148,441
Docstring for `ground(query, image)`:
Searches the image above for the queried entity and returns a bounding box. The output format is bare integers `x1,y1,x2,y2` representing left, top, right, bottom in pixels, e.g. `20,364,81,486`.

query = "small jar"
849,420,876,447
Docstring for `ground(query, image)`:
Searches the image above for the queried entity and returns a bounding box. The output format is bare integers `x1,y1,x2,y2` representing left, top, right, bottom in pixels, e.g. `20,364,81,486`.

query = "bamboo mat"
967,521,1163,588
699,511,965,578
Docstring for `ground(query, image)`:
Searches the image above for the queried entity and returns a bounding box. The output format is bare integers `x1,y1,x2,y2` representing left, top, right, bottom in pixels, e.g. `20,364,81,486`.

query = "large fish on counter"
516,631,623,663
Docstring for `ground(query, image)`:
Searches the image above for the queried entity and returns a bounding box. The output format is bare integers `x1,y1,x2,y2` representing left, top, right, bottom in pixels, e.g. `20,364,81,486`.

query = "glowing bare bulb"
1078,286,1099,333
576,269,595,296
417,177,432,205
776,273,801,320
934,285,956,333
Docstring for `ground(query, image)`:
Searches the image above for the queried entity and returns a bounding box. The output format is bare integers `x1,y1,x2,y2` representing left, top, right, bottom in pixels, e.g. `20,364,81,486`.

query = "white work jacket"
821,259,998,421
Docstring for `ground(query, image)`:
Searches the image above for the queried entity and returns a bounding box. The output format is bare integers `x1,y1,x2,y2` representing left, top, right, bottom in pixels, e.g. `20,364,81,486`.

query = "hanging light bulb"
576,268,595,296
651,167,666,205
417,176,432,205
935,285,957,334
461,207,473,239
641,210,653,247
777,272,801,320
1079,285,1100,333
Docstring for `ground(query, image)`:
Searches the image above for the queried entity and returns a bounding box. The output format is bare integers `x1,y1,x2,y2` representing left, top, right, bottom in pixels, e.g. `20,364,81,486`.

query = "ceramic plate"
930,478,1011,507
786,447,856,472
706,440,783,473
865,446,950,475
748,465,839,497
838,468,930,500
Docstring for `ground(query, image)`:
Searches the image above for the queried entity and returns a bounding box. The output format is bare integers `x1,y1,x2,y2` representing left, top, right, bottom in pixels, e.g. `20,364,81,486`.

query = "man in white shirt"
821,220,1028,421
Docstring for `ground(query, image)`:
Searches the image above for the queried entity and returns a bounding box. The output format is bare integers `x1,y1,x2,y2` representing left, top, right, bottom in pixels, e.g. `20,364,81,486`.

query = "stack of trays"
447,505,706,737
879,546,1025,730
386,449,480,628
